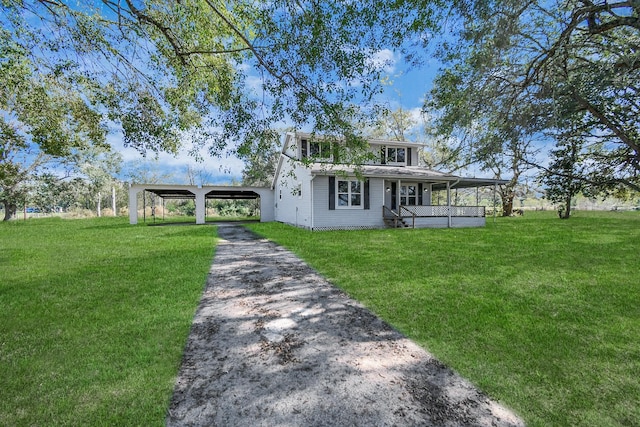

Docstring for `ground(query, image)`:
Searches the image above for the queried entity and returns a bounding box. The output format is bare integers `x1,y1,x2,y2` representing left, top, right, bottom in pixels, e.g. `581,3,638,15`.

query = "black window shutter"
391,182,397,209
407,147,412,166
301,139,308,159
328,176,335,210
380,146,386,164
418,183,423,205
364,179,370,210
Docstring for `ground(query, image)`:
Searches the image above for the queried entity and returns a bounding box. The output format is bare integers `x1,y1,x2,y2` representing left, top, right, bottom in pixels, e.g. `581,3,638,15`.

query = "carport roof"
130,184,264,200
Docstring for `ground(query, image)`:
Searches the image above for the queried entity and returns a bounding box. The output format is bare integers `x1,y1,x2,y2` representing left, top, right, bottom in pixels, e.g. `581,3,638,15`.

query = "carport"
128,184,274,225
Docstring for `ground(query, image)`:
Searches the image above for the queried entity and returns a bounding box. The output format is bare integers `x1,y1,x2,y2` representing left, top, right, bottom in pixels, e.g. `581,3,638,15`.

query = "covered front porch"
381,177,503,228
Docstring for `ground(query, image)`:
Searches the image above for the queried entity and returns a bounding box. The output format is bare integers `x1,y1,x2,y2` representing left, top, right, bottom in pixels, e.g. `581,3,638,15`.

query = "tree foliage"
0,29,107,218
426,0,640,206
2,0,445,156
538,132,587,219
0,0,449,216
240,130,280,187
368,107,417,142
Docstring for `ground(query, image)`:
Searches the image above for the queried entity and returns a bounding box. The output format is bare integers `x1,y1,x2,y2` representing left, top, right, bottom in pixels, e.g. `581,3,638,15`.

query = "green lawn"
2,212,638,426
246,211,640,427
0,217,215,426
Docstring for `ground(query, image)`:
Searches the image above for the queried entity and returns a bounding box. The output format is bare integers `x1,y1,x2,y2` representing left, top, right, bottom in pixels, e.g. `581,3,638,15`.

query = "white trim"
300,137,332,162
399,182,418,206
382,146,408,166
336,178,364,210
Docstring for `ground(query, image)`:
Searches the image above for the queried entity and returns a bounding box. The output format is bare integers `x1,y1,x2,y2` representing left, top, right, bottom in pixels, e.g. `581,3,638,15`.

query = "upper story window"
381,146,406,164
301,138,331,161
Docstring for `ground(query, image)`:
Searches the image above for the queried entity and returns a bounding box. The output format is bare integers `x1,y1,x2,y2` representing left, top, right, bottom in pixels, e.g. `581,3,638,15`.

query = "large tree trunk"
502,193,514,216
562,195,572,219
2,201,17,221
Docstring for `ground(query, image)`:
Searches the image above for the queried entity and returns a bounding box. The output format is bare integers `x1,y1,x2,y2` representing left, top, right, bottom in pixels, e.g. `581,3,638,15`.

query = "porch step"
383,217,411,228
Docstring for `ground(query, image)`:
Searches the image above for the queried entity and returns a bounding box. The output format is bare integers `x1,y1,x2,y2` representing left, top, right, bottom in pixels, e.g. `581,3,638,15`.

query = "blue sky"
116,48,442,186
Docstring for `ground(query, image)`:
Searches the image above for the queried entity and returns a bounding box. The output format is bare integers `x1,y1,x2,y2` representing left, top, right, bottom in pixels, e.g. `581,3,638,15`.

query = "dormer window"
381,146,406,164
301,138,331,161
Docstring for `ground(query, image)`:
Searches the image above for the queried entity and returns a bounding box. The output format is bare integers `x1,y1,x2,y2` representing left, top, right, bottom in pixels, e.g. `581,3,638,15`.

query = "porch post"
396,179,401,211
447,181,452,228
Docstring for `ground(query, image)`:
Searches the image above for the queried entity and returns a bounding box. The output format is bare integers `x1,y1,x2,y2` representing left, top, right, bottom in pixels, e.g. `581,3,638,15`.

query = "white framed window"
337,179,362,209
400,183,418,206
301,138,331,160
381,146,406,164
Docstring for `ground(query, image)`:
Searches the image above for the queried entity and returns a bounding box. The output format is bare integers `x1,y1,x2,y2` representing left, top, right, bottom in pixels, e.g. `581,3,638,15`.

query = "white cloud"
108,132,245,185
369,49,398,74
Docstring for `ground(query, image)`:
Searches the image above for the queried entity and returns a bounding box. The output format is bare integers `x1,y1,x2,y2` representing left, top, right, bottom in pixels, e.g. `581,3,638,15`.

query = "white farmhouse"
273,132,505,230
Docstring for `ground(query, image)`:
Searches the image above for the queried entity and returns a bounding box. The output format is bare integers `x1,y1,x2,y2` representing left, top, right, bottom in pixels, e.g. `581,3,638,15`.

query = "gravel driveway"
166,225,524,426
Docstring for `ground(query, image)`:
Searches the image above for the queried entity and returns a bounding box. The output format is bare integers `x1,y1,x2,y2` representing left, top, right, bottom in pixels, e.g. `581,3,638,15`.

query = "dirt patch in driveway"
166,225,524,426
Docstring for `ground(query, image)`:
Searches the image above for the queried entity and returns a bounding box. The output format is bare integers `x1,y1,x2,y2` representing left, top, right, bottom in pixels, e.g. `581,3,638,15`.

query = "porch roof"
309,164,507,189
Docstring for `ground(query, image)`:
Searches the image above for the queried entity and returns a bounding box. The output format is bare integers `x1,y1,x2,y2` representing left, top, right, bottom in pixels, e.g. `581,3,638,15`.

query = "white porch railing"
397,205,486,218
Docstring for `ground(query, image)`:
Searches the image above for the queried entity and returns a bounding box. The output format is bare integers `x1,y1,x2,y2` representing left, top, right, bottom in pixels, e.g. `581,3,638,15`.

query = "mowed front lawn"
0,217,215,426
246,211,640,427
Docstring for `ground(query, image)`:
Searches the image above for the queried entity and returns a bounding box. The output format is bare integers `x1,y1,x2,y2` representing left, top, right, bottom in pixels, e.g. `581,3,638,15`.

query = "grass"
245,210,640,427
0,217,216,426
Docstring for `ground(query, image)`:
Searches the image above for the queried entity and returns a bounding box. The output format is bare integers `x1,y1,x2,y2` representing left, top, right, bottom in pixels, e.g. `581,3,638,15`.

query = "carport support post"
128,184,139,225
195,188,206,224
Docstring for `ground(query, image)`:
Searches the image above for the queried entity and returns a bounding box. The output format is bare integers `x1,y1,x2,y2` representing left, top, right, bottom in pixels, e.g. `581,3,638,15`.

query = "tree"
240,130,281,187
0,32,106,219
74,148,123,217
426,0,640,198
2,1,446,161
368,107,417,142
538,133,586,219
419,118,467,171
30,174,78,214
185,165,214,187
427,62,540,215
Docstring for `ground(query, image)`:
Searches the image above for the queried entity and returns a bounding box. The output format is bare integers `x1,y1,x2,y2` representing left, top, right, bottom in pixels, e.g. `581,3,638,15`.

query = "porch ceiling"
311,164,507,188
205,189,259,199
145,188,195,199
431,178,508,190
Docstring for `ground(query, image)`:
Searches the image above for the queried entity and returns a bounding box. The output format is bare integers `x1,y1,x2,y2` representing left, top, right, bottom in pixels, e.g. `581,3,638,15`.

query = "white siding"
410,147,419,166
451,217,486,228
274,158,313,228
311,176,386,230
282,133,299,159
